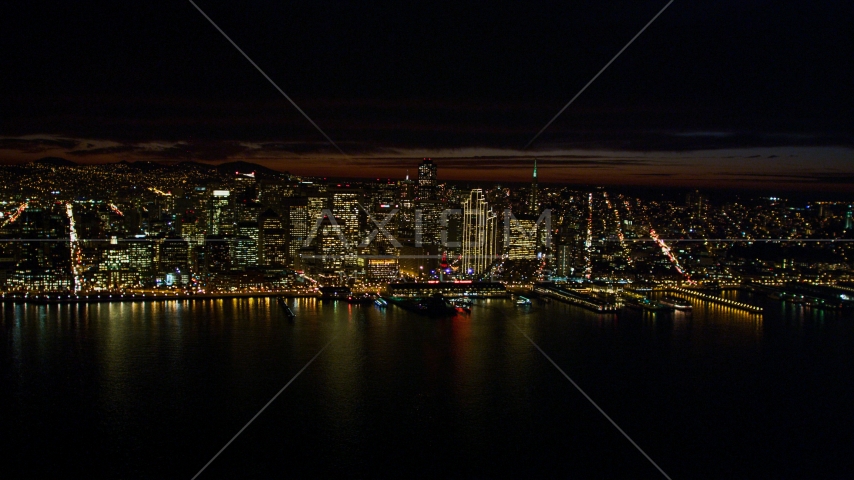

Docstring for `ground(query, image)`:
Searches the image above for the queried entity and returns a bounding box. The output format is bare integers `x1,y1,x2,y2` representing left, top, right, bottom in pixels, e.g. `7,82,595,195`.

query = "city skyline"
3,156,852,295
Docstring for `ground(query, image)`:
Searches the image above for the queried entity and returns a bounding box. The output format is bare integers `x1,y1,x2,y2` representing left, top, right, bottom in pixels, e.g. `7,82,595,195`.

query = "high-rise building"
204,235,231,272
415,199,443,246
209,189,233,235
417,159,437,201
397,173,416,240
331,189,362,246
529,158,539,214
126,239,154,278
317,216,347,274
553,243,577,278
229,236,257,270
259,209,288,267
506,213,539,260
158,236,190,286
159,237,189,273
461,189,498,277
284,197,310,268
233,172,258,202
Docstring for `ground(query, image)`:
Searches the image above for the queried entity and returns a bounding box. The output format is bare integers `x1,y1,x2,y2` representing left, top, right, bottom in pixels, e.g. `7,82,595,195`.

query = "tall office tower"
209,189,234,235
416,200,444,246
236,221,259,266
555,209,586,277
417,159,437,200
311,215,346,274
331,189,362,247
846,207,854,231
553,243,580,279
506,212,539,260
373,204,400,254
259,209,288,267
398,173,416,240
306,194,328,225
179,186,208,245
233,172,258,202
529,158,539,214
284,197,310,268
461,189,498,277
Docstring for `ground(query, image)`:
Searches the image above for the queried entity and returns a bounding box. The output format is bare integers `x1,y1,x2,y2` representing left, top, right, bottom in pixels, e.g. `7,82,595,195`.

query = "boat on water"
451,297,473,307
346,293,375,305
515,296,532,306
374,297,388,307
660,296,692,311
386,294,457,316
624,297,672,312
450,297,472,312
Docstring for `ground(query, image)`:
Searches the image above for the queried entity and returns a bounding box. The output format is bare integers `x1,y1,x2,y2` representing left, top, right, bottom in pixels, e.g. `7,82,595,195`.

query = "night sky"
2,1,853,190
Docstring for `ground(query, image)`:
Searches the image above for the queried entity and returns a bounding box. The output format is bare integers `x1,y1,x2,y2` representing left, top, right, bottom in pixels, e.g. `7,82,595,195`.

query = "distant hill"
114,160,166,172
33,157,77,167
176,161,217,171
216,161,285,176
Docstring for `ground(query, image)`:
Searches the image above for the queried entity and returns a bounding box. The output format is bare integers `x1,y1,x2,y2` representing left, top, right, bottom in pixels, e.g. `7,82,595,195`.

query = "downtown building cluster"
0,159,551,293
1,157,853,294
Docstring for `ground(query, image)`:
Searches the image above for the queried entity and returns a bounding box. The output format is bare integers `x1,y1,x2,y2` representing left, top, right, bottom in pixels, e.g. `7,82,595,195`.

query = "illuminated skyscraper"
284,197,310,268
209,189,233,235
462,189,497,277
259,209,288,267
417,159,437,201
331,189,361,246
398,173,416,240
529,158,539,214
506,213,539,260
317,215,346,273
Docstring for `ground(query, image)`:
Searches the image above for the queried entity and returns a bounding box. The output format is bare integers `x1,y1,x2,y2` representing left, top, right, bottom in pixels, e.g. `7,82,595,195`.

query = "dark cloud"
717,172,854,185
344,154,655,171
134,141,254,162
0,138,80,153
66,145,140,156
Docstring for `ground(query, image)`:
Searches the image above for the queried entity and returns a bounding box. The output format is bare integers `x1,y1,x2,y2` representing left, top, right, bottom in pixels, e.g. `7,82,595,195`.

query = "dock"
659,287,763,313
533,284,620,313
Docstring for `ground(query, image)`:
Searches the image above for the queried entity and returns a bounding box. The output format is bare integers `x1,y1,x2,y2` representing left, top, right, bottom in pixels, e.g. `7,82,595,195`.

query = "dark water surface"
2,297,853,479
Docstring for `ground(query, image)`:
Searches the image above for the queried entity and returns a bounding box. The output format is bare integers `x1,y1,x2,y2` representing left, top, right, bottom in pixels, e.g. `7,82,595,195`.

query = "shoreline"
0,291,320,305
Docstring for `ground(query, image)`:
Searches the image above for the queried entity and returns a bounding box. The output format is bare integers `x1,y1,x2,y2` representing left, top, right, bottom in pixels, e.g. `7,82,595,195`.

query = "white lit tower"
462,189,497,277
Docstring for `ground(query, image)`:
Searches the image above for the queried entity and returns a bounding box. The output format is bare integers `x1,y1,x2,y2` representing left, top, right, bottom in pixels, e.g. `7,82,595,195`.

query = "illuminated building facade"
462,189,497,277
